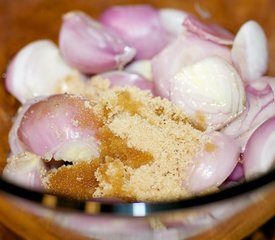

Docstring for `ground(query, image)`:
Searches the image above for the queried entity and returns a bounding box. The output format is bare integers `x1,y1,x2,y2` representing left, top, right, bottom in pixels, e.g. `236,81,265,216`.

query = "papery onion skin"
231,20,268,83
5,40,73,103
184,131,240,193
93,71,154,93
243,116,275,180
59,11,135,74
100,5,169,60
17,94,99,162
170,56,245,130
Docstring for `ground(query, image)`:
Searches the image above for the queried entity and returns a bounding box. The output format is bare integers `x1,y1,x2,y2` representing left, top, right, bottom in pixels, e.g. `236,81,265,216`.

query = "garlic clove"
170,56,245,130
3,152,45,191
100,5,169,60
5,40,74,104
152,32,231,99
59,11,136,74
184,131,240,193
231,20,268,82
17,94,99,162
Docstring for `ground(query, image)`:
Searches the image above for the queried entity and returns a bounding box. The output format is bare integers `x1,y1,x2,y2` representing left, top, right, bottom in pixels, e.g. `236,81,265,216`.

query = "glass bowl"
0,1,274,239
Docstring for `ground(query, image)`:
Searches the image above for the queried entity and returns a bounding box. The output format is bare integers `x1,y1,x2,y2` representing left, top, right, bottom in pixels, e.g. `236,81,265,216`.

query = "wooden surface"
0,0,274,239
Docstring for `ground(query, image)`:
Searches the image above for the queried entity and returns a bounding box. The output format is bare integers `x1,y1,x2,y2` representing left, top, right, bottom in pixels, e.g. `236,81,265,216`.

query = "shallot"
3,152,45,191
183,15,234,45
222,78,275,150
152,28,231,99
5,40,73,103
100,5,169,60
184,131,240,193
158,8,188,38
16,94,99,162
9,97,45,155
59,11,136,74
231,20,268,82
243,116,275,180
170,56,245,130
92,71,154,92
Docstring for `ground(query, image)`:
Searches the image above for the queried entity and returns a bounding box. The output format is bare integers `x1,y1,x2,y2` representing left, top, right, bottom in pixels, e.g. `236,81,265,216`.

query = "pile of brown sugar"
44,82,206,202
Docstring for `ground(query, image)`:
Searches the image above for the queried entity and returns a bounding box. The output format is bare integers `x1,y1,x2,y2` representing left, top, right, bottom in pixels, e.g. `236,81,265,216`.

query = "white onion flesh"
170,56,245,130
152,31,231,99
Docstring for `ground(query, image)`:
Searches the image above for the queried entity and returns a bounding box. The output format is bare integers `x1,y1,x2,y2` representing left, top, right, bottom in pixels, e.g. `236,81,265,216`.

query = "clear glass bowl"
0,169,274,239
0,1,274,239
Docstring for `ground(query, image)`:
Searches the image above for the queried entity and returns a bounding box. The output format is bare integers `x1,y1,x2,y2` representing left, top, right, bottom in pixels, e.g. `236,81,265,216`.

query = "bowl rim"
0,168,274,216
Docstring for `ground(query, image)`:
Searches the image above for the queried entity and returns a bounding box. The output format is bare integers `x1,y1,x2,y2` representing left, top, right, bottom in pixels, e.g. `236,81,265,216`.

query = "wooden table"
0,0,274,239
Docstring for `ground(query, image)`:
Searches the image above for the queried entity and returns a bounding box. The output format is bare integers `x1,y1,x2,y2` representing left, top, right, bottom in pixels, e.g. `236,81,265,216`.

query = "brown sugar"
44,159,99,199
96,157,135,201
204,142,217,153
43,83,206,202
92,87,205,202
98,126,153,169
192,111,206,131
117,91,143,115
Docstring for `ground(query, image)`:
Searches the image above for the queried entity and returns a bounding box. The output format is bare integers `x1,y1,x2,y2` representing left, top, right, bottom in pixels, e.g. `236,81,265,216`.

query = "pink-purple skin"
222,77,275,151
59,11,136,74
243,116,275,180
3,153,45,191
100,5,169,60
17,94,98,160
9,96,46,155
183,15,234,45
184,131,240,193
93,70,154,93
